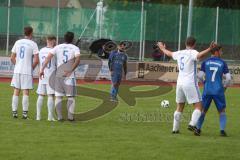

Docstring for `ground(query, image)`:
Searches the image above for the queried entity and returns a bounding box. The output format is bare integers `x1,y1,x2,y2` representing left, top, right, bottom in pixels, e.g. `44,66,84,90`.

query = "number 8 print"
20,46,25,59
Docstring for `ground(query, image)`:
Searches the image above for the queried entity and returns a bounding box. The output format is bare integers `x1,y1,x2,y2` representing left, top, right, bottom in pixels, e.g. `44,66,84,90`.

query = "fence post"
6,0,11,56
139,0,144,61
142,10,147,61
215,6,219,43
187,0,193,37
56,0,60,44
178,4,182,51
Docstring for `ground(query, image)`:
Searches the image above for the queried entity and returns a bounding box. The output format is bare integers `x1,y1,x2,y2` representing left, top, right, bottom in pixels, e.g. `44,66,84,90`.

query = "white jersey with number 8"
11,39,39,76
50,43,80,78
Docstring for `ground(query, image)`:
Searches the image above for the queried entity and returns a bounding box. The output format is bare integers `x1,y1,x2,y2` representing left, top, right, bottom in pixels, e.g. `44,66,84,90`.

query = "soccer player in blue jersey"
196,45,231,136
108,42,128,102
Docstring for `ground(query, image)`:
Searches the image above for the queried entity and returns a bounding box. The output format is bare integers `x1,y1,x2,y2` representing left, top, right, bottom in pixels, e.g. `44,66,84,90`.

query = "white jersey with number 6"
11,39,39,76
39,47,56,84
172,49,199,86
50,43,80,78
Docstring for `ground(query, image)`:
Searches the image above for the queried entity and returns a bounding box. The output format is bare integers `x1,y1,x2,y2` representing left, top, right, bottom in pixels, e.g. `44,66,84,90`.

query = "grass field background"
0,82,240,160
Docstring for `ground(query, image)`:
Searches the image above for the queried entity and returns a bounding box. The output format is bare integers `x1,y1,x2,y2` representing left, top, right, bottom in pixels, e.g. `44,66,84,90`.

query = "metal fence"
0,0,240,61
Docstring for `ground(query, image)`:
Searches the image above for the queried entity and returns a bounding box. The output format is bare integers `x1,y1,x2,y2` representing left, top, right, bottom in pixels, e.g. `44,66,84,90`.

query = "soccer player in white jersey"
10,26,39,119
157,37,216,135
36,35,57,121
40,32,80,121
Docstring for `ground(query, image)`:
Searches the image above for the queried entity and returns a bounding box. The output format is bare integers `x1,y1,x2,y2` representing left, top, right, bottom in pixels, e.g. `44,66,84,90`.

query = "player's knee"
23,89,29,96
38,95,44,100
48,94,54,98
67,97,74,100
67,97,75,104
218,108,226,114
55,96,63,102
194,102,202,110
14,88,20,96
202,110,208,114
47,95,54,100
176,103,185,112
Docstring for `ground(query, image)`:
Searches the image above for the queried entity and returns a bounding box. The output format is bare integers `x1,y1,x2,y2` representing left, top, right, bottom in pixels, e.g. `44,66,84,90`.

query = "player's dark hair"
211,45,222,54
47,35,56,41
185,36,196,47
24,26,33,36
64,32,74,43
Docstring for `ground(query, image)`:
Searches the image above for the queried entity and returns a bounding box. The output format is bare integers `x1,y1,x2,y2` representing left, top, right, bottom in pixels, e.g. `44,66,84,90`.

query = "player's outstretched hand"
39,70,44,80
157,42,166,51
63,70,72,77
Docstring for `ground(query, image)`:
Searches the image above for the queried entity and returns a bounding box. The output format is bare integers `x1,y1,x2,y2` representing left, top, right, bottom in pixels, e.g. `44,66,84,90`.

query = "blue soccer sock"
219,112,227,131
111,85,117,98
115,87,119,96
110,86,115,97
196,112,206,129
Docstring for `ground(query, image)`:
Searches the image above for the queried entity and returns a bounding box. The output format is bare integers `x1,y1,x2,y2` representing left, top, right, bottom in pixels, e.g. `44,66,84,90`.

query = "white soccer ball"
161,100,170,108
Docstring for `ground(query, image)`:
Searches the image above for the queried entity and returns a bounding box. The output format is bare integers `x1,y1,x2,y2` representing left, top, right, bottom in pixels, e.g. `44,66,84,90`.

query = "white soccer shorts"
176,84,202,104
54,77,77,97
11,73,33,90
37,83,55,95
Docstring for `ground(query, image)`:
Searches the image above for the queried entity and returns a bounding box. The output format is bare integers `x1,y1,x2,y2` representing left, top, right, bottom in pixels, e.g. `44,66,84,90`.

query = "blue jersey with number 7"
201,57,229,95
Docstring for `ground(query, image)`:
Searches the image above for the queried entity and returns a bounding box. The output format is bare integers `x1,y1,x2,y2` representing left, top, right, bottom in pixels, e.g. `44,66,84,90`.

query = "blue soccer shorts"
202,94,226,112
111,73,122,84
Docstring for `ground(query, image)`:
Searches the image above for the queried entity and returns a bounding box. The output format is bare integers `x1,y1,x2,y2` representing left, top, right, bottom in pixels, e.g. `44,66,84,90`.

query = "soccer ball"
161,100,170,108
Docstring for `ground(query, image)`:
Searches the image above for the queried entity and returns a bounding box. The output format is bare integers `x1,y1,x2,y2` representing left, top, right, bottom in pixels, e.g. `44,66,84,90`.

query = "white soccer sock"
55,97,63,120
36,95,44,120
173,111,182,131
67,97,75,120
22,95,29,112
47,96,54,120
12,95,19,112
189,109,201,126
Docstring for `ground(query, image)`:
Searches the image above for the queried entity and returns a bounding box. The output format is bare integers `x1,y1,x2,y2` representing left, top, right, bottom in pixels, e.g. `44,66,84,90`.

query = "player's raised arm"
10,53,16,65
157,42,174,58
197,42,216,60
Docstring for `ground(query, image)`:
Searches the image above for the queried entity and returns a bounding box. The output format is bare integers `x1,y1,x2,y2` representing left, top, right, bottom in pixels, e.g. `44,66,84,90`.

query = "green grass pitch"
0,82,240,160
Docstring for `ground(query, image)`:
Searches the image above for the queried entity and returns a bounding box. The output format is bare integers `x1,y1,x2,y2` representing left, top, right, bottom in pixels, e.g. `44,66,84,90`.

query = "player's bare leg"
22,89,29,119
67,96,75,121
12,88,20,118
47,94,55,121
172,103,185,133
188,102,202,135
55,96,63,121
36,94,44,120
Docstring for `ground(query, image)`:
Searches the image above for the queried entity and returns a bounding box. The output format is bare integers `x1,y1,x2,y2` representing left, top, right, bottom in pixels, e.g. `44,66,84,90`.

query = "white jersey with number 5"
50,43,80,78
172,49,199,86
11,39,39,76
39,47,56,84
